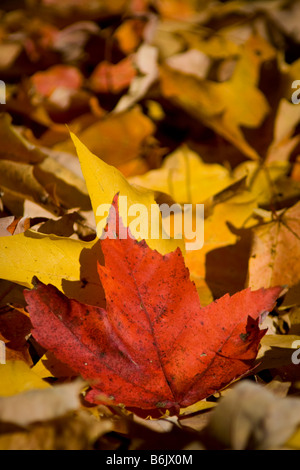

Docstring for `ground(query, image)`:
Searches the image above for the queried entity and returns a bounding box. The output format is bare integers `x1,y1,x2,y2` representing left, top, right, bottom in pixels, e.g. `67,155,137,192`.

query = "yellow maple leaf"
0,133,184,305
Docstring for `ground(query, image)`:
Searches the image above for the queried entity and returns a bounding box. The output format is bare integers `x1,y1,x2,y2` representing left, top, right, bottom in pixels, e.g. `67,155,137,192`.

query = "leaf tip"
31,276,42,289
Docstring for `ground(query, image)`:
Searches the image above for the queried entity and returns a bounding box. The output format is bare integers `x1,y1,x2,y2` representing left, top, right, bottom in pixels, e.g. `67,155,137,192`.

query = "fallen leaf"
165,48,211,80
292,156,300,182
69,131,185,254
24,194,282,414
265,99,300,164
0,230,106,306
0,43,23,71
31,65,83,98
0,114,90,213
0,159,59,214
248,201,300,293
0,409,114,450
127,413,204,450
155,0,201,20
179,28,240,59
264,376,291,398
5,217,31,235
0,216,15,237
285,427,300,450
115,18,146,54
160,35,275,160
0,307,32,364
0,0,299,451
185,190,257,296
233,159,291,206
0,379,83,426
0,360,50,397
56,106,157,170
52,20,101,62
256,334,300,371
89,57,137,94
129,145,235,204
32,153,91,211
0,128,182,306
267,1,300,43
206,380,300,450
114,44,159,113
0,280,27,309
0,114,45,164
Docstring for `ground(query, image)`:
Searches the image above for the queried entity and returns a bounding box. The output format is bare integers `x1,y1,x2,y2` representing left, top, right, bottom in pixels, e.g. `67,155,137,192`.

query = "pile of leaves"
0,0,300,450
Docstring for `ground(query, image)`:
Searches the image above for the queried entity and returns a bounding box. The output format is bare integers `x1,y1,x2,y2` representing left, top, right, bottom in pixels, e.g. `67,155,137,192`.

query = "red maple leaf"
24,194,282,414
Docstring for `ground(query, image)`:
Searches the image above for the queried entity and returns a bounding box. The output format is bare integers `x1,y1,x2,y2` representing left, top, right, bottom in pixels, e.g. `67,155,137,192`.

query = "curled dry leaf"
0,378,84,427
207,380,300,450
0,409,114,450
